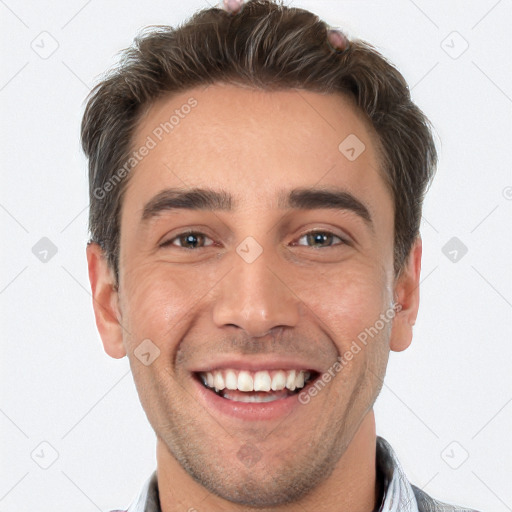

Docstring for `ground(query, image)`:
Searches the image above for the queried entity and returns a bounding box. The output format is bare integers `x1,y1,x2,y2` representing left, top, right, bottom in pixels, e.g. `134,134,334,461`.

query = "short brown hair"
81,0,437,282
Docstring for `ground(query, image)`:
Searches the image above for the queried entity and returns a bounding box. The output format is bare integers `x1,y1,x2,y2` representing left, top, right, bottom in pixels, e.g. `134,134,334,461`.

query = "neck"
156,410,379,512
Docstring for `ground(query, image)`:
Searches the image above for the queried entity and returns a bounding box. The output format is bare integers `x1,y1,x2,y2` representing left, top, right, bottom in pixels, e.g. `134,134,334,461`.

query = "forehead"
125,83,389,213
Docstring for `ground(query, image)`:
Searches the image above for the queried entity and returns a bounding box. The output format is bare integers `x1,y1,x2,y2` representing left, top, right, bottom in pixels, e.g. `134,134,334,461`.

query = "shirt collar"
125,470,160,512
124,436,418,512
376,436,419,512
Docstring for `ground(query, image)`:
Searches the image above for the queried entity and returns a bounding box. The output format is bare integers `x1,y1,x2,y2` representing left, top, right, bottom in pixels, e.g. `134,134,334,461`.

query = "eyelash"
160,229,348,250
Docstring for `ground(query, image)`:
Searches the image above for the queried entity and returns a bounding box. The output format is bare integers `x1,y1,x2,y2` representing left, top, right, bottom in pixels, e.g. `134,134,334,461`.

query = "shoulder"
412,484,483,512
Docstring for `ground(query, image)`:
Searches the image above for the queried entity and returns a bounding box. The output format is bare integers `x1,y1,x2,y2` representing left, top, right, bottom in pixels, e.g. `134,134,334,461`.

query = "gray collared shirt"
113,436,481,512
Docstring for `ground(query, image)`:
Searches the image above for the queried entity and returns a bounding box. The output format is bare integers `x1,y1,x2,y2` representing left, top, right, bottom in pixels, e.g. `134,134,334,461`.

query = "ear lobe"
86,242,126,359
389,236,422,352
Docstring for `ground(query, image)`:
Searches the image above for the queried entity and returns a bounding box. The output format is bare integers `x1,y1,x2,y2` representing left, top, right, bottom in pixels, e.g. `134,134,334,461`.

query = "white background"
1,0,511,510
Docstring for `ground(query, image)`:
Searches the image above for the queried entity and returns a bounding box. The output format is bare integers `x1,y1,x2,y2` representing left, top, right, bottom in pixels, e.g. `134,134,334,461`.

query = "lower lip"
192,375,305,421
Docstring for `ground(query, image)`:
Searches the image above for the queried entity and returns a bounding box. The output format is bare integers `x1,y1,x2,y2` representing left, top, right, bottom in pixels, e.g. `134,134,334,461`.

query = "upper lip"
190,356,324,374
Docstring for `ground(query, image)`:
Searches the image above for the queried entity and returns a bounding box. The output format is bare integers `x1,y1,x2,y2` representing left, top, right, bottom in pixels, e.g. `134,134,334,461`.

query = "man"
81,1,481,510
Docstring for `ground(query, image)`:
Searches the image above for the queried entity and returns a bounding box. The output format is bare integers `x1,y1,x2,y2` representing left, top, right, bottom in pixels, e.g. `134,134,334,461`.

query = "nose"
212,249,301,337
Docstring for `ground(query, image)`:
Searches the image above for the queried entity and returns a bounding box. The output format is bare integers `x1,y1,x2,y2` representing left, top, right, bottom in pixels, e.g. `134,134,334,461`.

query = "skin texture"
87,83,422,511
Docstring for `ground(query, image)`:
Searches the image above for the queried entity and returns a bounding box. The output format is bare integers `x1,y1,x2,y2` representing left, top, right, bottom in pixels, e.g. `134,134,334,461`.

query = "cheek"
292,262,390,343
120,262,218,343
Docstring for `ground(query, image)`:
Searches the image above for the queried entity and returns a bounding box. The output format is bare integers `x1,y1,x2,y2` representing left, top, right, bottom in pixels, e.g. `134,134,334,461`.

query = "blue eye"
296,231,345,248
161,231,214,249
160,230,347,251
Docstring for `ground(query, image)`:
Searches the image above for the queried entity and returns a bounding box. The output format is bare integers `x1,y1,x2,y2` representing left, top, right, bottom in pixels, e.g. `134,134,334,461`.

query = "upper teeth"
200,369,312,393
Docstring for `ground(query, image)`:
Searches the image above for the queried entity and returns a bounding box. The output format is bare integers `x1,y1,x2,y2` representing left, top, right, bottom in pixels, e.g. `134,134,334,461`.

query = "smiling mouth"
194,368,320,403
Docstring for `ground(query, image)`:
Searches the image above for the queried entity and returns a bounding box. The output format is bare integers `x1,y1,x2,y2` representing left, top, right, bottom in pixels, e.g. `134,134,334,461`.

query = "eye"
160,231,215,249
294,230,347,248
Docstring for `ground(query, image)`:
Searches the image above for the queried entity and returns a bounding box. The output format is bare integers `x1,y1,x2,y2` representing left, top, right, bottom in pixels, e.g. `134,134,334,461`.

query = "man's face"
102,83,404,505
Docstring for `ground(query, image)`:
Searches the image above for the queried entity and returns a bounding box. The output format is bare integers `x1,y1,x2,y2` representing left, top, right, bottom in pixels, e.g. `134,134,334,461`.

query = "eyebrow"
278,187,372,227
141,186,373,228
141,188,233,221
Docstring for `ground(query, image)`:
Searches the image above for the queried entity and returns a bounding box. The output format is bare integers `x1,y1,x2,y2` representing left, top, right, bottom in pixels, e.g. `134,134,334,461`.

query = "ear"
86,242,126,359
389,236,422,352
